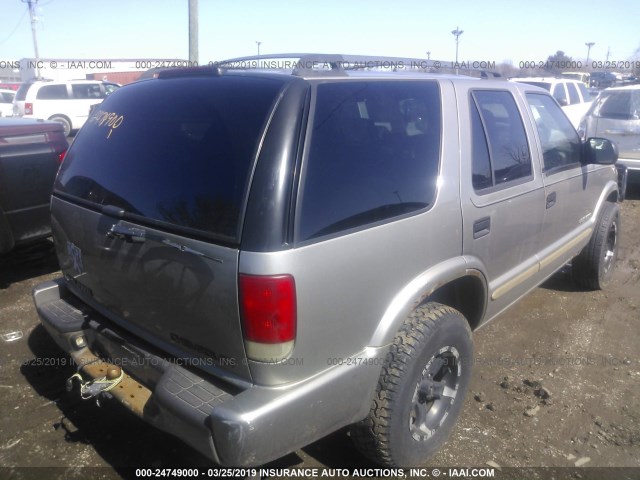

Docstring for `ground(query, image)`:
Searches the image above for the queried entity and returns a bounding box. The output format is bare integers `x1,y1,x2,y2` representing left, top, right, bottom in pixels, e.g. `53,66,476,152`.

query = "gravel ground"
1,185,639,480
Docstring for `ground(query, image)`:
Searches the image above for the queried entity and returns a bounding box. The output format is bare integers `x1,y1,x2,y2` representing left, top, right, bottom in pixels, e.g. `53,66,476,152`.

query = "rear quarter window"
55,75,286,242
36,84,68,100
297,81,441,241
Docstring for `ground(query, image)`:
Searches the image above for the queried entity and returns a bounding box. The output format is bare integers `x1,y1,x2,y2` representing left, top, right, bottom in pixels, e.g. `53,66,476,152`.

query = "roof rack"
215,53,502,79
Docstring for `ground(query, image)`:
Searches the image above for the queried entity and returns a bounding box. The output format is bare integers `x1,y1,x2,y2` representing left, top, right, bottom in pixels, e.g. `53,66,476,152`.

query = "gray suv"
33,54,624,467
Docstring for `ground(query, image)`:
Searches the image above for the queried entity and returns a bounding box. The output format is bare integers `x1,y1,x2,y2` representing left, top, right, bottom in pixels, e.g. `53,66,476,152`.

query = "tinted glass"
298,81,441,241
473,90,532,186
36,84,68,100
593,91,640,120
104,83,119,95
15,82,30,101
72,83,103,99
55,75,285,241
578,82,592,100
470,99,492,190
527,93,581,172
0,92,14,103
567,82,580,104
552,83,567,104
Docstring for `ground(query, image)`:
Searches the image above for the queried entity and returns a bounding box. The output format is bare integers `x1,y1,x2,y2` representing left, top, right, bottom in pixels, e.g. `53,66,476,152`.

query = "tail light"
25,103,33,115
239,274,296,362
57,149,67,164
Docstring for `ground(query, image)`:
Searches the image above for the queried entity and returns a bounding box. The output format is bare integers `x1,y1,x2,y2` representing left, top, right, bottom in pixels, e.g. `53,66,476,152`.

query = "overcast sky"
1,0,639,66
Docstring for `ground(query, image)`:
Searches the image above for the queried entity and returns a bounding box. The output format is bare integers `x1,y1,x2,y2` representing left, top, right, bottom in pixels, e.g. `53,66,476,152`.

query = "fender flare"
368,257,488,347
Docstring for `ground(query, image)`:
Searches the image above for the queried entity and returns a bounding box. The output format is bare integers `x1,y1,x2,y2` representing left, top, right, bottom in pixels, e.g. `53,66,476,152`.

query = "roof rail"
215,53,502,79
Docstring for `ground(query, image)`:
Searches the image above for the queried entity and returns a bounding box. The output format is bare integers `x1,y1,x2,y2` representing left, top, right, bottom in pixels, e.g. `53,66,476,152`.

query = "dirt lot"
1,185,639,480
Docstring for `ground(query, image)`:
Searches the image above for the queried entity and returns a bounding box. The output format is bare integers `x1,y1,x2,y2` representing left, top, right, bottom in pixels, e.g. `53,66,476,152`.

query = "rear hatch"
591,89,640,160
51,73,287,381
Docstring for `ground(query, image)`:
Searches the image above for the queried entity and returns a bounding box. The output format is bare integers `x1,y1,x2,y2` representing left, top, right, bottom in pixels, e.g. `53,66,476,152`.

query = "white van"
12,80,120,135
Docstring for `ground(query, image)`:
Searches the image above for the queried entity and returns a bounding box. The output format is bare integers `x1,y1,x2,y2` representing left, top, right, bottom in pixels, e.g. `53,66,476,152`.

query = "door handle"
106,224,146,243
546,192,557,209
473,217,491,239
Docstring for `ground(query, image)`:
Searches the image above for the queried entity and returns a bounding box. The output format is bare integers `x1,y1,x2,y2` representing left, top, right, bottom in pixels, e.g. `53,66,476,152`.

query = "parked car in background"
0,89,15,117
0,118,67,254
589,72,617,89
580,85,640,181
12,79,120,136
512,77,592,127
561,71,590,86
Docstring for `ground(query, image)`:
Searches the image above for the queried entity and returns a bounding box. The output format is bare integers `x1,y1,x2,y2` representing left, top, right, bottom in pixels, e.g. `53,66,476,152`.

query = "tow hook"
66,365,124,406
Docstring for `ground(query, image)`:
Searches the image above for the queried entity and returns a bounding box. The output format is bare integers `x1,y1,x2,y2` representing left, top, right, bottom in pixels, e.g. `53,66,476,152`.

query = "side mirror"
583,137,618,165
558,98,568,107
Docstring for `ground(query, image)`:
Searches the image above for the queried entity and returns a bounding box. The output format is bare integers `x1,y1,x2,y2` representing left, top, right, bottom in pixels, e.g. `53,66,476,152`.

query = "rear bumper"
33,278,386,467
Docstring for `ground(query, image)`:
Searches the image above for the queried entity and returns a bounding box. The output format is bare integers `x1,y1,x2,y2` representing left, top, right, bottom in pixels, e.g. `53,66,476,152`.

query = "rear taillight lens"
57,149,67,164
25,103,33,115
240,274,296,362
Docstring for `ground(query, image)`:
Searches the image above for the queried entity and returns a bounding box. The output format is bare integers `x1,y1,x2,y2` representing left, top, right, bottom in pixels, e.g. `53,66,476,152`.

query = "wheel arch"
47,114,73,133
368,257,488,347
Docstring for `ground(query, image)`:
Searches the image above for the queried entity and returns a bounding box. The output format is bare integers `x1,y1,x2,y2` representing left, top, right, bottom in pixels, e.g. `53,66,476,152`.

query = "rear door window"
552,83,567,105
566,82,580,104
297,81,441,241
471,90,532,190
55,75,285,242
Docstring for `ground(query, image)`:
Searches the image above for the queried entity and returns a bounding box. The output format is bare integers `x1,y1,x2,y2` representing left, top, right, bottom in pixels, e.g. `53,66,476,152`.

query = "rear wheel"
350,302,473,467
49,115,71,137
572,202,619,290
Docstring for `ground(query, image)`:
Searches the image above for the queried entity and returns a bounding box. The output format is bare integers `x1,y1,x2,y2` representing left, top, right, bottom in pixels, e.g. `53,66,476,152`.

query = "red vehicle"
0,82,21,91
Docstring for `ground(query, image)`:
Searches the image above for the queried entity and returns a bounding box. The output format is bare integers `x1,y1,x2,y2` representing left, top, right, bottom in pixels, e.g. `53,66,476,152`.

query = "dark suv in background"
0,118,67,254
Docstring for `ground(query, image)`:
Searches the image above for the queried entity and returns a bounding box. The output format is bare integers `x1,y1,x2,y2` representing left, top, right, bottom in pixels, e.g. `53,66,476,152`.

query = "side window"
578,82,591,102
298,81,442,241
36,85,68,100
526,93,581,172
72,84,103,99
470,100,492,190
567,83,580,104
593,91,637,120
104,84,119,96
471,90,532,191
552,83,567,105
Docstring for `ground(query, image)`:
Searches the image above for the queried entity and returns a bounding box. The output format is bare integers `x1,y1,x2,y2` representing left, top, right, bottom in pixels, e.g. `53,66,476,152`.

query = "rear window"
55,75,285,241
592,90,640,120
297,81,441,241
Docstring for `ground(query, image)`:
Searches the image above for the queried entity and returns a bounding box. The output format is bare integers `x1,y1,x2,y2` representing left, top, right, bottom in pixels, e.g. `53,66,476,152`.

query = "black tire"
49,115,71,137
350,302,473,467
572,202,620,290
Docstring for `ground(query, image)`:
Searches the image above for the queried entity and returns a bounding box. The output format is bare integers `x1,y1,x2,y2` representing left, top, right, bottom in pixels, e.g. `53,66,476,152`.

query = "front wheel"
350,302,473,467
572,202,620,290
